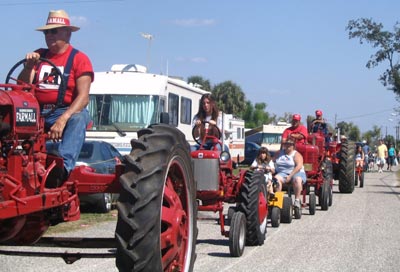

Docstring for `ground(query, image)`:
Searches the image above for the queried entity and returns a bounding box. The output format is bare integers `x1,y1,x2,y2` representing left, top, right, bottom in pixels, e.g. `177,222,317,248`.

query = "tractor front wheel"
229,211,246,257
239,171,268,246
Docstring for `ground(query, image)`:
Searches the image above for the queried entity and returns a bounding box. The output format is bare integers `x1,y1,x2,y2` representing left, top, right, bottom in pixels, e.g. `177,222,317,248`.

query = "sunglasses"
43,29,59,35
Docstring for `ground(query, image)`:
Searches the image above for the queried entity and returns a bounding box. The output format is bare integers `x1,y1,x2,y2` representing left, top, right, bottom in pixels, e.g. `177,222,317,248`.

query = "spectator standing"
387,144,396,171
362,140,370,171
376,139,388,173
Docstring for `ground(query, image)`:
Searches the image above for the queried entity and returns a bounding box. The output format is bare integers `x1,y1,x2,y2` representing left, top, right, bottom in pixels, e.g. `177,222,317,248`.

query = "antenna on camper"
140,32,153,71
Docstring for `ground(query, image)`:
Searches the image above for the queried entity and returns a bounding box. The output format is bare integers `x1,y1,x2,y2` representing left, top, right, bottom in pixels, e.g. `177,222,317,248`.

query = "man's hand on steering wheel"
24,52,41,70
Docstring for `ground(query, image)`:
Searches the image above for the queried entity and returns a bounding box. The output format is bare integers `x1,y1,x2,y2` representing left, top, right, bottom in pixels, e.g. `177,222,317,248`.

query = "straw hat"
36,10,80,32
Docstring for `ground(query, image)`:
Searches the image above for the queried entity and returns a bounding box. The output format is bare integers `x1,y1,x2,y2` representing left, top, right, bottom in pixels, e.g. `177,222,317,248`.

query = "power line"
0,0,123,6
337,108,395,122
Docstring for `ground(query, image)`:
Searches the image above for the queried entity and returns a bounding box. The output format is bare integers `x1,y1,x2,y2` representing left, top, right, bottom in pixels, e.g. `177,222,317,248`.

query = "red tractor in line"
294,129,355,216
0,59,198,271
191,122,268,257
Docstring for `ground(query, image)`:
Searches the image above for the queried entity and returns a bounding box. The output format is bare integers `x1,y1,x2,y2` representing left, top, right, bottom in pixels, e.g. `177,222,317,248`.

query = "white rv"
245,122,291,153
86,64,209,154
221,113,245,163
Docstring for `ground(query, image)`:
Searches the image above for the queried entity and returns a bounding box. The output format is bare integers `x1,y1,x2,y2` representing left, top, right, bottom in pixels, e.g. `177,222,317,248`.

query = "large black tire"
229,211,246,257
115,124,197,272
238,171,267,246
281,196,293,223
338,141,355,193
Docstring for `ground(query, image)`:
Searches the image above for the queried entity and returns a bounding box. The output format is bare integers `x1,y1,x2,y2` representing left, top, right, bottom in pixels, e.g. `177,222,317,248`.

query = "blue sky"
1,0,399,136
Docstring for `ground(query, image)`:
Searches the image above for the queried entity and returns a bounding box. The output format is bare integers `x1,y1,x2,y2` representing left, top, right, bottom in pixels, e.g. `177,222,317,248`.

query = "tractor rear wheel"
229,211,246,257
338,141,355,193
281,196,293,223
239,171,268,246
115,124,197,272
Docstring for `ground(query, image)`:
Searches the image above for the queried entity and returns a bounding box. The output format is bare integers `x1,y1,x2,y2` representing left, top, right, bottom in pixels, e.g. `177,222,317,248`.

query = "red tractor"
294,129,355,215
191,122,268,257
0,59,197,271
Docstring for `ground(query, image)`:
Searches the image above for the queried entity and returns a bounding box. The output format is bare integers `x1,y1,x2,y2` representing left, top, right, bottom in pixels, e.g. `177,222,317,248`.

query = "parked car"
241,142,262,165
46,140,123,213
241,142,276,166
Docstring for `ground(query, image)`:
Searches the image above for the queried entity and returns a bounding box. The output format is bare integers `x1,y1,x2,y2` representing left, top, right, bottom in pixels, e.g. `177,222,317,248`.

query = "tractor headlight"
220,151,230,163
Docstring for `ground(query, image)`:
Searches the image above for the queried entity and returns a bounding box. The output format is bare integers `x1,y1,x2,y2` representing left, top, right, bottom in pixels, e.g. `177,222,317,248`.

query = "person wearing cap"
273,139,306,210
18,10,93,183
281,114,308,144
310,109,327,134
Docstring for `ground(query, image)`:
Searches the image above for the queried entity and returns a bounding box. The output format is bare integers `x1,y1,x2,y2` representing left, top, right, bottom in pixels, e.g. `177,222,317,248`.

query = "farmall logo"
16,107,37,127
47,17,66,25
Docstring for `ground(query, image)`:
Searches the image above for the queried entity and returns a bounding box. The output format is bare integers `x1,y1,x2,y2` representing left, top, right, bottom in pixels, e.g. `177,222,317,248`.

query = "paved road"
1,167,399,272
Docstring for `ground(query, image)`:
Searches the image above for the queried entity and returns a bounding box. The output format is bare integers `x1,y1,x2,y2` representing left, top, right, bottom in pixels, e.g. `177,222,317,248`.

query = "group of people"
251,113,309,209
193,100,324,209
356,139,397,173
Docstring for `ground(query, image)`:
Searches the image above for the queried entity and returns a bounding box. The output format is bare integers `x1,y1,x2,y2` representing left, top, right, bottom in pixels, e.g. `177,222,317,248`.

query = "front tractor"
0,59,197,271
191,122,268,257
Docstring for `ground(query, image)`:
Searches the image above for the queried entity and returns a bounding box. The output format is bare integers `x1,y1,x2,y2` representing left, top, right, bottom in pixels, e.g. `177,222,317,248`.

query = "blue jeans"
43,107,90,173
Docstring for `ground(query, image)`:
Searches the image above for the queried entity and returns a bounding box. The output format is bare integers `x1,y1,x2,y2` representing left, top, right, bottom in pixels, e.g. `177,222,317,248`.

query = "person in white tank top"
273,139,306,208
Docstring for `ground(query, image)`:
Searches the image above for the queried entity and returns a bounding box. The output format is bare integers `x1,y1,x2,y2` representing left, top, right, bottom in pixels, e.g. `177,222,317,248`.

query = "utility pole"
140,32,153,71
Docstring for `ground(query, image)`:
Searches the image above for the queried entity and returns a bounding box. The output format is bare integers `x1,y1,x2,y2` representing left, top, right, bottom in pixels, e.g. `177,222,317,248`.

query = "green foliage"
337,121,361,141
187,75,212,93
346,18,400,95
212,81,247,114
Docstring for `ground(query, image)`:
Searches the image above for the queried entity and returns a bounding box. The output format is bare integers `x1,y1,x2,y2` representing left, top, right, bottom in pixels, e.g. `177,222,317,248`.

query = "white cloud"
190,57,207,63
172,18,216,27
71,16,88,27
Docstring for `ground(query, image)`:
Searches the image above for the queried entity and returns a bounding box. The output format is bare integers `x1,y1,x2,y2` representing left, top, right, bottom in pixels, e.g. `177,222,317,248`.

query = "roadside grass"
46,209,118,235
46,164,250,235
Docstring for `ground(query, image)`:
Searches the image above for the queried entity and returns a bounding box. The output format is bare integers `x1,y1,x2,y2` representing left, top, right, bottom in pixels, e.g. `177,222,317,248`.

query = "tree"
212,81,247,115
187,76,212,93
346,18,400,95
337,121,361,141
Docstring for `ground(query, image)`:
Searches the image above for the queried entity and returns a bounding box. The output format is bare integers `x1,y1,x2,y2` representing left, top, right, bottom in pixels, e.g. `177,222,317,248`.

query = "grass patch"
46,209,118,235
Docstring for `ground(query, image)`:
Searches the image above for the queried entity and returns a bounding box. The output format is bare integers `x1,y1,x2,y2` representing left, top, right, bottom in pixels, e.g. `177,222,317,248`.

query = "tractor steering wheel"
5,57,66,95
192,120,222,146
